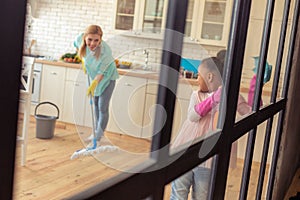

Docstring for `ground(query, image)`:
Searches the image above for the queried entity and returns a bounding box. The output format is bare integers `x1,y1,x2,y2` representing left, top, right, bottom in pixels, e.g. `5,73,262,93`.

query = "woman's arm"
94,74,104,83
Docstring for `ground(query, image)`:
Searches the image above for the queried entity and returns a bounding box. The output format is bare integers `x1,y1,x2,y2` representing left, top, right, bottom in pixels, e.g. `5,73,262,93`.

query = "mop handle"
87,75,96,142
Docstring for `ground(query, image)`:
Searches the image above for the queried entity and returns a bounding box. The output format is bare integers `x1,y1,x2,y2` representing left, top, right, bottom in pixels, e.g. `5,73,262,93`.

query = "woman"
74,25,119,145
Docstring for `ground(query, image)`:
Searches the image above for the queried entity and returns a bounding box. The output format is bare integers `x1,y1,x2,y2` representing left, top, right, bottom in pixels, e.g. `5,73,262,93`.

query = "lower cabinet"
106,75,147,138
39,64,66,119
39,63,196,140
141,79,194,141
62,69,87,126
141,94,190,140
40,65,88,126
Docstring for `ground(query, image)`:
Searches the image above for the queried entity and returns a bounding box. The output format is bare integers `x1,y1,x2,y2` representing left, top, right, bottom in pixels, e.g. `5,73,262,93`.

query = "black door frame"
0,0,27,199
2,0,300,199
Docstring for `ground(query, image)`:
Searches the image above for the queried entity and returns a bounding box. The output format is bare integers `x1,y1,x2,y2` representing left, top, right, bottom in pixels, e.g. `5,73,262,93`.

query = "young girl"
170,57,251,200
73,25,119,145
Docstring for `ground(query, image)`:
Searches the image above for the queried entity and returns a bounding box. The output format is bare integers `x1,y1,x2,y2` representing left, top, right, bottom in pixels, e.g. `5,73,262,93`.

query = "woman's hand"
86,74,103,96
87,79,98,96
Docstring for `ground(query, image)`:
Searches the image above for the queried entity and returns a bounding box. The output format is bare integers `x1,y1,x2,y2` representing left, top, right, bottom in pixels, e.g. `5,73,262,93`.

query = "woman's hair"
201,57,224,78
78,25,103,59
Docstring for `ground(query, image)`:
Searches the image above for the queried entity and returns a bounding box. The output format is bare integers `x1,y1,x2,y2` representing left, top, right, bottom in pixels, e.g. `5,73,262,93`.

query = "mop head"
70,145,119,160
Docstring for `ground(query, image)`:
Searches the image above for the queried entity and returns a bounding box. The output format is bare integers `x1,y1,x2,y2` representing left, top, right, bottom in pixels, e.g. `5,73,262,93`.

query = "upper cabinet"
114,0,168,33
115,0,137,30
139,0,167,33
196,0,232,46
114,0,233,46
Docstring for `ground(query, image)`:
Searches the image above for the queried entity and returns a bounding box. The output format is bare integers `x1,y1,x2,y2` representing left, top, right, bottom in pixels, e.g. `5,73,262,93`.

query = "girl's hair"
78,25,103,59
216,49,227,66
201,57,223,78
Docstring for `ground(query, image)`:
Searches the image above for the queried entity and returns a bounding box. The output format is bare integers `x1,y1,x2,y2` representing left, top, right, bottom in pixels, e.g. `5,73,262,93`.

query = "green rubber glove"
87,79,98,96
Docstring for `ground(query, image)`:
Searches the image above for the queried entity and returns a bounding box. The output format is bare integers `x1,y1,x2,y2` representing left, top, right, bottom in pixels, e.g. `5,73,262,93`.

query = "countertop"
35,59,199,86
35,59,271,96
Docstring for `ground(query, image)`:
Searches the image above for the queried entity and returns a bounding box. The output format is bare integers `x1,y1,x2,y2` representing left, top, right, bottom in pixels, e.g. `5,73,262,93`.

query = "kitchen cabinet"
142,93,190,141
40,64,66,119
141,79,194,140
38,62,199,140
194,0,233,46
115,0,232,46
62,68,87,126
114,0,168,33
106,75,147,138
114,0,138,30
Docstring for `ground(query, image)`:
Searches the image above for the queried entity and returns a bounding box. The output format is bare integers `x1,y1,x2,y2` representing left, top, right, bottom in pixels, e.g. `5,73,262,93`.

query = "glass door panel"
201,23,224,40
115,0,136,30
142,0,164,33
185,0,195,36
201,1,226,40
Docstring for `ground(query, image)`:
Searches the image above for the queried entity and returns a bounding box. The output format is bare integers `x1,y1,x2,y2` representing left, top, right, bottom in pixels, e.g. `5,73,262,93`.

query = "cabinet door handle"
51,72,57,75
74,83,80,86
124,83,132,86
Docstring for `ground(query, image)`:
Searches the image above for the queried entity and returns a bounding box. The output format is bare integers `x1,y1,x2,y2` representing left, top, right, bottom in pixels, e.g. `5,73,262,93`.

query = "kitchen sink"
120,64,158,75
129,69,158,74
120,68,158,75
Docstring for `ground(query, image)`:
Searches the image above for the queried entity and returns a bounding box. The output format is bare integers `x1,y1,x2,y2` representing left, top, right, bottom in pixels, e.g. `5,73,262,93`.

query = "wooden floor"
14,116,299,199
284,168,300,200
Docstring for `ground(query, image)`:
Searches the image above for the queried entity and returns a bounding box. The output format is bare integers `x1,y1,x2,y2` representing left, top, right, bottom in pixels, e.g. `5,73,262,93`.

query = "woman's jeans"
170,166,211,200
93,80,115,141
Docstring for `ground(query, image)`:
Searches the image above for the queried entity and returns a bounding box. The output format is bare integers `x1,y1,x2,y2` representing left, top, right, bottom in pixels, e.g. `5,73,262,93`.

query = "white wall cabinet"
40,64,66,119
114,0,168,33
114,0,232,46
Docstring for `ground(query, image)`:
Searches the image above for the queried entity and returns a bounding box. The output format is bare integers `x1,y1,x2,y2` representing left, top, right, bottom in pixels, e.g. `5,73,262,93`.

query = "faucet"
143,49,150,70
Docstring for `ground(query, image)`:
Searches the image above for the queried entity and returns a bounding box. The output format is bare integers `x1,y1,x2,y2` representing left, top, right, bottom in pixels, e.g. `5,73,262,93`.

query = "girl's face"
85,34,101,51
197,64,209,92
197,63,221,92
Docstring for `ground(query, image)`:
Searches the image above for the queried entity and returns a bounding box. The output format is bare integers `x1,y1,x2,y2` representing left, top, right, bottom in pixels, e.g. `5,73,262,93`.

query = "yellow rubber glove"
82,60,87,74
87,79,98,96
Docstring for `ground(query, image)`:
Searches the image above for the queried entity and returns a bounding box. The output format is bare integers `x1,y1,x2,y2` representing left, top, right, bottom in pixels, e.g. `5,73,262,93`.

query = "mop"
70,74,119,160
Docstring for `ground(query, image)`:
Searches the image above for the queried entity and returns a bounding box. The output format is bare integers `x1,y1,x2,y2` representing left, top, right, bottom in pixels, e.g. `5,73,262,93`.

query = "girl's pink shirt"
171,90,251,168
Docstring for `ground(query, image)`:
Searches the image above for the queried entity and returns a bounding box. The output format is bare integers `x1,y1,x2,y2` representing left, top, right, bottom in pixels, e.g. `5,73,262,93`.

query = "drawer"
66,68,86,83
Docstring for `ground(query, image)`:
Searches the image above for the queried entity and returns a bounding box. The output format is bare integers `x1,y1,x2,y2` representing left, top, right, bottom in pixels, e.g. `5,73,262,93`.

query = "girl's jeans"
94,80,115,141
170,166,211,200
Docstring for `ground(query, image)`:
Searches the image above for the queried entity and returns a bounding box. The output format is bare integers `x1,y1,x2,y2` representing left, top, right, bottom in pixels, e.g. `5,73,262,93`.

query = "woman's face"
85,33,101,51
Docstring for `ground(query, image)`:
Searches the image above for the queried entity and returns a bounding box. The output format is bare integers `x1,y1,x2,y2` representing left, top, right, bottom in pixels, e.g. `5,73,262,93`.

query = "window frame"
3,0,300,199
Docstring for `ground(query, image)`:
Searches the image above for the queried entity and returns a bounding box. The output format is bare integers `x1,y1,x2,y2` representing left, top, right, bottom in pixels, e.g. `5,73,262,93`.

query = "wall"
24,0,222,65
24,0,116,58
24,0,292,92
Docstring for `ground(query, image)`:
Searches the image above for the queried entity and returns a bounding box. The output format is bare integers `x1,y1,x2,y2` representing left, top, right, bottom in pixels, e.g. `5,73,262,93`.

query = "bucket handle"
34,101,60,119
